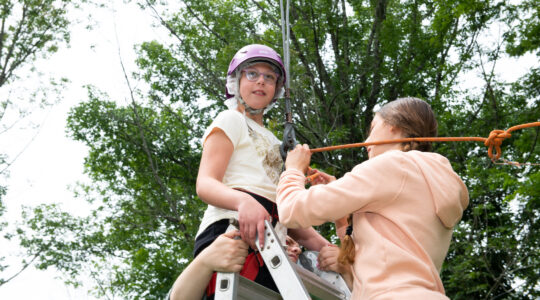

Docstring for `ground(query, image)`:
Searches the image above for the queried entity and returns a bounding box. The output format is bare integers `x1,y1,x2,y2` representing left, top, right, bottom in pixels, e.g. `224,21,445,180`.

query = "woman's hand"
237,194,271,250
200,230,249,273
285,144,312,173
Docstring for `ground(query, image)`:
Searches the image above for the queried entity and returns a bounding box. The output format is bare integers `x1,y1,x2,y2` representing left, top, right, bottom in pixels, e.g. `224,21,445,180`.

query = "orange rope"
309,122,540,161
305,121,539,182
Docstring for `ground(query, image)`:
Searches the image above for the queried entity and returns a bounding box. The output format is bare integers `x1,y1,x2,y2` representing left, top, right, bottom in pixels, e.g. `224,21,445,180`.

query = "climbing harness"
309,121,540,164
279,0,298,161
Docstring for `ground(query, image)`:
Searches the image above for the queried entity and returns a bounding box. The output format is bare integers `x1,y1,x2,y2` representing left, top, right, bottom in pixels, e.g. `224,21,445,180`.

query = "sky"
0,1,537,300
0,1,170,299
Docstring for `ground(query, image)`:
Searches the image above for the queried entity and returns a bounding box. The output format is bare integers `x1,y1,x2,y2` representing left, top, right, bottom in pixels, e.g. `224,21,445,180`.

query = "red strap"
206,252,263,297
206,272,217,297
240,252,264,280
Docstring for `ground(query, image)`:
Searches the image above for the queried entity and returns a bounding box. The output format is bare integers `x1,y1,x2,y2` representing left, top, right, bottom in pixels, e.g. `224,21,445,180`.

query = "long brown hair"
377,97,438,152
337,97,438,265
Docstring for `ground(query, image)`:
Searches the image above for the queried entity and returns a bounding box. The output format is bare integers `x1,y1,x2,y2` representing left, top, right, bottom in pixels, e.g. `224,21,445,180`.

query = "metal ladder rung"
237,275,282,300
295,264,346,300
215,266,282,300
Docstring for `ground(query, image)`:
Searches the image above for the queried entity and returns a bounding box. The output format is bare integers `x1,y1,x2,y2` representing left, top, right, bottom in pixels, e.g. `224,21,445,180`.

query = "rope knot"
484,130,511,160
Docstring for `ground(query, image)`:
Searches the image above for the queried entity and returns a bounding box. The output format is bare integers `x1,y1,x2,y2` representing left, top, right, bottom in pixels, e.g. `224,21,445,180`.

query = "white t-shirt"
196,110,283,237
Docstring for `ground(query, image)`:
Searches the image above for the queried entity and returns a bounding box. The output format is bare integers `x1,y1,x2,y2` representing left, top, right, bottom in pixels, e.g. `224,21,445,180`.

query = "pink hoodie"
277,150,469,299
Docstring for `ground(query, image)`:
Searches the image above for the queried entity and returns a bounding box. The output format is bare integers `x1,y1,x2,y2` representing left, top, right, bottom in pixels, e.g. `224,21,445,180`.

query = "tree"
16,0,539,298
0,0,74,173
0,0,84,287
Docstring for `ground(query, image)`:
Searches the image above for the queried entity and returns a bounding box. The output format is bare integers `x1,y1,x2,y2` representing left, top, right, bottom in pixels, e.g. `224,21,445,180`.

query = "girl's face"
365,114,404,159
238,63,278,111
285,236,301,263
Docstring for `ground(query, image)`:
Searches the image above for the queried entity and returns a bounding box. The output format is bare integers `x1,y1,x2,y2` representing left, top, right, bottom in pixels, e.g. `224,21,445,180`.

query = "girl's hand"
307,168,336,185
317,244,349,274
285,144,312,173
200,230,249,273
237,194,271,249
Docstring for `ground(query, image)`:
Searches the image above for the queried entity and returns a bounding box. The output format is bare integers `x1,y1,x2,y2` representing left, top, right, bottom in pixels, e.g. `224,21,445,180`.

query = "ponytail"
338,214,355,265
377,97,437,152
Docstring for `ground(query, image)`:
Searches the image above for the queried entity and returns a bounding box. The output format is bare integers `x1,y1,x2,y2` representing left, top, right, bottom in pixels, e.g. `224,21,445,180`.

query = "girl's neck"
237,106,264,126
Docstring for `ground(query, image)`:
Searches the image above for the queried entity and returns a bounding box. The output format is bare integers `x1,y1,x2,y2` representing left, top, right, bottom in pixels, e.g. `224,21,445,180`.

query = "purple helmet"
226,44,286,99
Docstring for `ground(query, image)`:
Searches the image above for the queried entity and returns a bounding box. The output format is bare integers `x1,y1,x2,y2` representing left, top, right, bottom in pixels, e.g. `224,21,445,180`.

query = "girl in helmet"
193,44,328,295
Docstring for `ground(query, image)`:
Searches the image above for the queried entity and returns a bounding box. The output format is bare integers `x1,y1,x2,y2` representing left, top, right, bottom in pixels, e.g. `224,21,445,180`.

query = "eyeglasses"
242,68,279,85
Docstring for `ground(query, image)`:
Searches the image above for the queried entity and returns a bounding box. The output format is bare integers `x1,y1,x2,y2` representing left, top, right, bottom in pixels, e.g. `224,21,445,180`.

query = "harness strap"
236,95,266,115
205,252,265,297
240,252,265,280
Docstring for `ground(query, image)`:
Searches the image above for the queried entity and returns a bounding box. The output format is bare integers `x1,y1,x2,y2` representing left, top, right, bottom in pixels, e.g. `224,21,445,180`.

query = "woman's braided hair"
337,214,355,265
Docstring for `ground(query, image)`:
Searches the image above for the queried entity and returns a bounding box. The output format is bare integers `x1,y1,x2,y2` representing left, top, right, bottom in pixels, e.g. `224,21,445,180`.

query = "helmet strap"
236,95,266,115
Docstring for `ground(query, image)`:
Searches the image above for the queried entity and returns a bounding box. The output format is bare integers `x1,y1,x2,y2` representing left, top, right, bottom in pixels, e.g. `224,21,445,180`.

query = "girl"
194,44,327,294
277,97,469,299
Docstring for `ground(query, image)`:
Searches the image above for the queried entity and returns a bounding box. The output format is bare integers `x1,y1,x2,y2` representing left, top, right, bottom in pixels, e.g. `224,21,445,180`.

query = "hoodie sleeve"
276,151,407,228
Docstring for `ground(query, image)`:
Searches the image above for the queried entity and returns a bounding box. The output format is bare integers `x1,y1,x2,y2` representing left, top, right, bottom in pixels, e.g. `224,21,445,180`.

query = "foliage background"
7,0,540,299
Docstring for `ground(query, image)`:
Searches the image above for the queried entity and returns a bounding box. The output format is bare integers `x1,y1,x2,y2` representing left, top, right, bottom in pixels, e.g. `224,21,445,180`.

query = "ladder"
215,220,351,300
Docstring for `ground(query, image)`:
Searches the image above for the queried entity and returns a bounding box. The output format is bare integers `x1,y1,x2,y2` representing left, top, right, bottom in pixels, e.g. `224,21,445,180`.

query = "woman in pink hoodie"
277,97,469,299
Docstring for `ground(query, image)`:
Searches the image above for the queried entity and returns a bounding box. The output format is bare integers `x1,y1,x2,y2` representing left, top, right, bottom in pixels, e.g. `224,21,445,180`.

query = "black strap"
193,191,279,257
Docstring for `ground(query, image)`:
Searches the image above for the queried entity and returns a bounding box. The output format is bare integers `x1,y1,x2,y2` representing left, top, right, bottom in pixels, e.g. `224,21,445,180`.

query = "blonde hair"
338,214,355,265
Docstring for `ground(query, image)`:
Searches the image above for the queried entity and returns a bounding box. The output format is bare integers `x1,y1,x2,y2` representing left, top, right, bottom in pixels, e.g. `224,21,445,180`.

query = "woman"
277,97,469,299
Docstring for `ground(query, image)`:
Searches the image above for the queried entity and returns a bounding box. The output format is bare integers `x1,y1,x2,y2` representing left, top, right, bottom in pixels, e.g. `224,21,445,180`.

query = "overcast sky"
0,2,169,299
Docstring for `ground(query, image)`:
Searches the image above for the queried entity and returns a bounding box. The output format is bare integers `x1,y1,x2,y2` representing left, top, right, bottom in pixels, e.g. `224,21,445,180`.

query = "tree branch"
0,249,42,286
183,2,228,45
0,3,27,86
143,0,223,92
114,18,179,220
